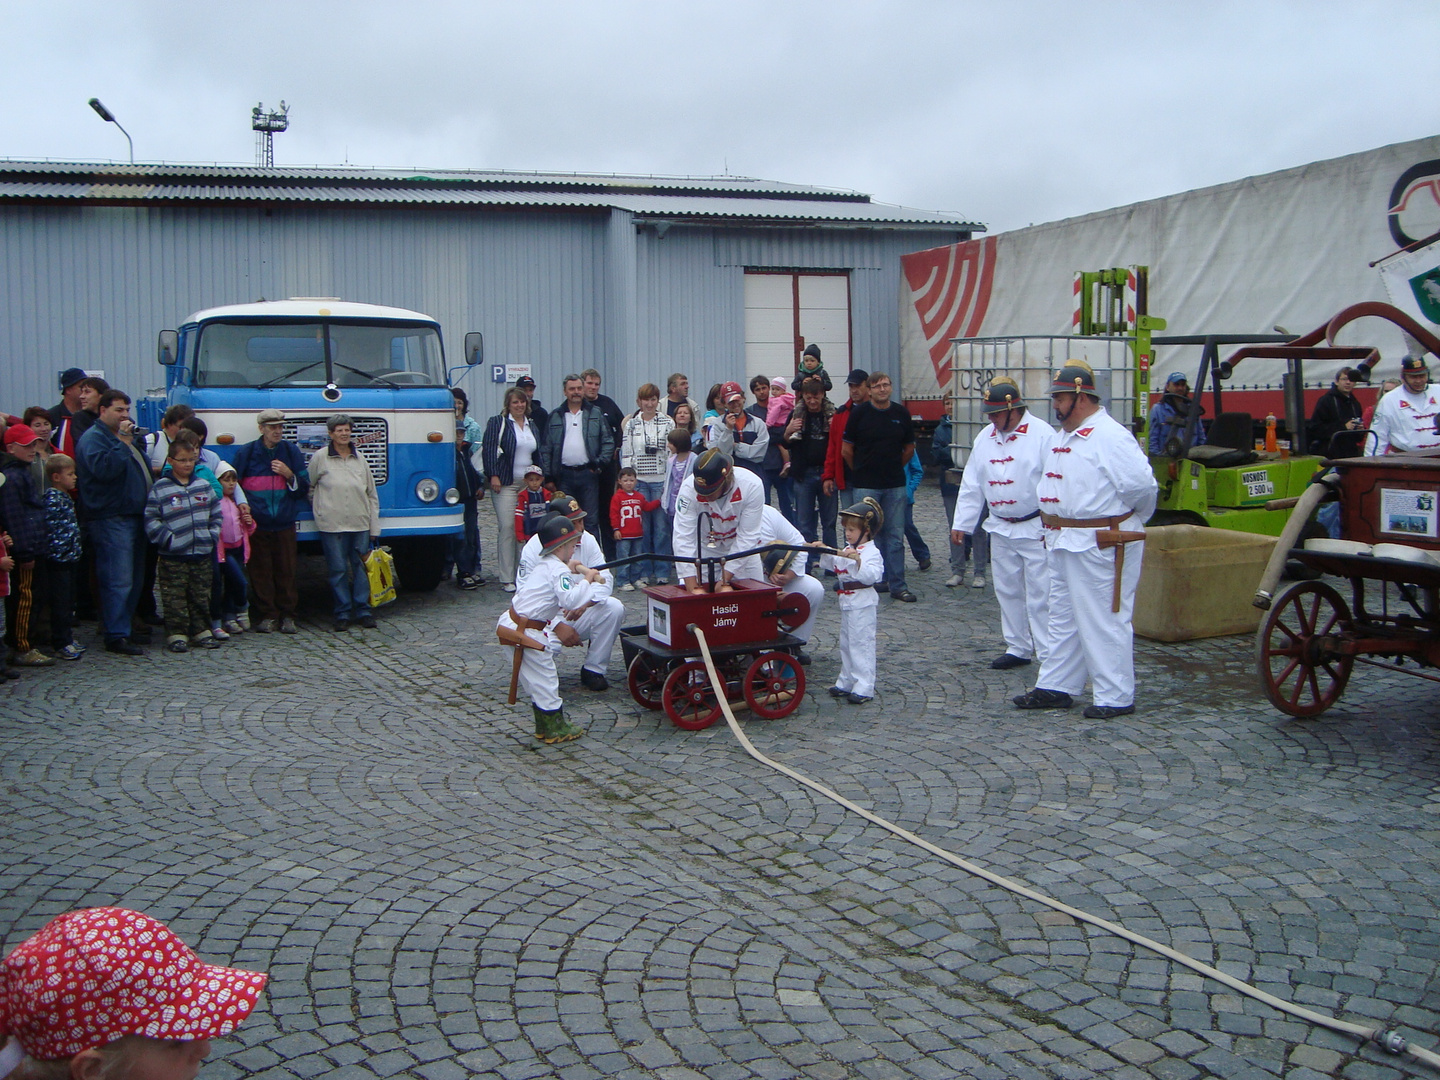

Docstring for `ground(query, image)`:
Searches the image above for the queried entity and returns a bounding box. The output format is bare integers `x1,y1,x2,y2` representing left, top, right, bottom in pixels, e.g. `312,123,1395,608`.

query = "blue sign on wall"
491,364,507,383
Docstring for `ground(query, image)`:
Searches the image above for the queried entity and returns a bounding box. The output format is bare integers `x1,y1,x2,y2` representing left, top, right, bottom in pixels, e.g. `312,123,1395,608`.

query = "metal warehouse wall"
0,202,959,418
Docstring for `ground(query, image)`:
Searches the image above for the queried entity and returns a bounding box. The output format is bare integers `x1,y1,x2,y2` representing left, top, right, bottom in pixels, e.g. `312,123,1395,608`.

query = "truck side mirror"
464,332,484,366
157,330,179,367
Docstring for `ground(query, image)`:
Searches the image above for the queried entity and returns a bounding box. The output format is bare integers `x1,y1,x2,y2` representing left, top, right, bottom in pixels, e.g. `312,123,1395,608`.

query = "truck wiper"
258,360,325,389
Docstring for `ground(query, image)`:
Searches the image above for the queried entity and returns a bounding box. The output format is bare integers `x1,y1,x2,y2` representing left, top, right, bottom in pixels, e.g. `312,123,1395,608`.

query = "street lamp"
87,98,133,164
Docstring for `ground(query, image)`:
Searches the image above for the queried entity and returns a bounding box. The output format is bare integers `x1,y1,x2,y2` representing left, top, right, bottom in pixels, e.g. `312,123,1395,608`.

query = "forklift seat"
1206,412,1254,452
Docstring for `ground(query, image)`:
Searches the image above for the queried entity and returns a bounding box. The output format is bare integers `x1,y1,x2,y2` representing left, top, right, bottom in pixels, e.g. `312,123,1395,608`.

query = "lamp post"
87,98,133,164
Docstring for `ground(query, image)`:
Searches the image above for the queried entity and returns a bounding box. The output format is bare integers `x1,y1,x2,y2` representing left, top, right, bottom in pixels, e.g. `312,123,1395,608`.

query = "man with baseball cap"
951,377,1057,670
230,409,310,634
703,381,769,475
1014,360,1157,719
1368,355,1440,455
514,373,543,417
822,368,870,503
1146,371,1206,455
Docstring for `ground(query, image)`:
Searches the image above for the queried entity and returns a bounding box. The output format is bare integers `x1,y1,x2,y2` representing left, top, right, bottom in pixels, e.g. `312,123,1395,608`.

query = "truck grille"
283,415,389,485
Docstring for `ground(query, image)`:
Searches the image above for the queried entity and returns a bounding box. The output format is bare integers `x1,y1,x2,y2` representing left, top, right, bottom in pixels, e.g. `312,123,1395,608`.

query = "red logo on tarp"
902,237,998,390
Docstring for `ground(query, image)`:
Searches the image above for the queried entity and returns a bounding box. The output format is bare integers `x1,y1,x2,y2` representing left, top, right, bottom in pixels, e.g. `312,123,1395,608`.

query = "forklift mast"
1072,266,1166,444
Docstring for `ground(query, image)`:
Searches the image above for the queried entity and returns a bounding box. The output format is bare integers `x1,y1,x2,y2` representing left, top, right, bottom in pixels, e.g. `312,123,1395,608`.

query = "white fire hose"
1253,474,1340,610
690,626,1439,1071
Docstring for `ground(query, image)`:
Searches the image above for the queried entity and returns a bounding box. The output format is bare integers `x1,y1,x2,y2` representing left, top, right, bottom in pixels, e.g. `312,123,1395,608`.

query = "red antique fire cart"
1256,452,1440,717
611,547,814,729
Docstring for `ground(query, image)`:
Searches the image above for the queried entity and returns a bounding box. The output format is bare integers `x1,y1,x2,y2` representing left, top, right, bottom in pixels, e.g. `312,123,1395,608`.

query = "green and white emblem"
1410,266,1440,324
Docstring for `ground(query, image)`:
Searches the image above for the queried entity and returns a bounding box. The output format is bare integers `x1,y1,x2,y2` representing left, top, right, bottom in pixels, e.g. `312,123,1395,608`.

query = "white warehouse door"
744,272,851,401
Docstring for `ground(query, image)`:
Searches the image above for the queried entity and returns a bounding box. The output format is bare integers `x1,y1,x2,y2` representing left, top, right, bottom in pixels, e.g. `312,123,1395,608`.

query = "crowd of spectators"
0,349,987,676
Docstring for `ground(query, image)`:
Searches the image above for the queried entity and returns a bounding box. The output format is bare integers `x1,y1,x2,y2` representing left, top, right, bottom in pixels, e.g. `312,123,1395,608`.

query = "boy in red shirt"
514,465,550,543
610,467,660,591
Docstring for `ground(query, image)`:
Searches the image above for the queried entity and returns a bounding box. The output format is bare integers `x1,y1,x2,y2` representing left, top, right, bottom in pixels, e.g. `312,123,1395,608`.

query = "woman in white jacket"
619,383,675,585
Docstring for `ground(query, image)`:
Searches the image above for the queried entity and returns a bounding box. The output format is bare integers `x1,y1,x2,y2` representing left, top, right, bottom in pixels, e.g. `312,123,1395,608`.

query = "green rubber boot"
532,705,583,745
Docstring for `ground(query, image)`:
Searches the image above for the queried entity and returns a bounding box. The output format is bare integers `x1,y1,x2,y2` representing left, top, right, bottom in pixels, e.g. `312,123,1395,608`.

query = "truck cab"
157,299,472,590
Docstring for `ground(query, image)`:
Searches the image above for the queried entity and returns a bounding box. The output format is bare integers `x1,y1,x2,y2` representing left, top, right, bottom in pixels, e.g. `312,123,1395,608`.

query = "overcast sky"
2,0,1437,233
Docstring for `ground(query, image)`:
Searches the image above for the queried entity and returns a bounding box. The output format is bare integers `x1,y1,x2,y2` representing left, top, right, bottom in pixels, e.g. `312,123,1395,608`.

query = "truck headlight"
416,479,439,503
444,487,459,505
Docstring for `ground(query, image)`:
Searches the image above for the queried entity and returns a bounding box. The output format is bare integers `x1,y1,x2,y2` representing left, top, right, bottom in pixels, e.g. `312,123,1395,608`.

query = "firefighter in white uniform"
757,504,824,665
950,378,1056,670
816,498,885,703
1014,361,1158,719
672,450,767,592
516,493,623,691
497,514,609,744
1367,355,1440,455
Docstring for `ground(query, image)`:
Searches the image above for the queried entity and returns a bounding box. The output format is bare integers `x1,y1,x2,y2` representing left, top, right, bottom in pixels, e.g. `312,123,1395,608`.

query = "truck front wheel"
389,536,449,593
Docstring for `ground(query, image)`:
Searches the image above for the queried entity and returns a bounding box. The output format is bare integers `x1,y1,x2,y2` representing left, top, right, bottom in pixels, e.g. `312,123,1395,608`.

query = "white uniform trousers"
572,595,624,674
989,532,1051,663
1034,543,1143,708
498,611,563,711
836,604,877,697
781,573,824,644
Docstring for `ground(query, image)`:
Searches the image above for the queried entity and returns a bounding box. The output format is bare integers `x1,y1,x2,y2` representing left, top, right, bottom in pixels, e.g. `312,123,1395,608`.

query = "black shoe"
918,557,932,571
1084,704,1135,719
794,650,812,666
580,668,609,691
892,590,917,603
990,653,1033,670
1013,688,1074,709
105,638,144,656
333,619,350,632
358,614,378,629
828,685,848,698
128,626,154,644
846,692,873,705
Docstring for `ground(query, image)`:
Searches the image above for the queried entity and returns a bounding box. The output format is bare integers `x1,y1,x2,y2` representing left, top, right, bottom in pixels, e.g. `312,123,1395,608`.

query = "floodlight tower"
251,101,289,168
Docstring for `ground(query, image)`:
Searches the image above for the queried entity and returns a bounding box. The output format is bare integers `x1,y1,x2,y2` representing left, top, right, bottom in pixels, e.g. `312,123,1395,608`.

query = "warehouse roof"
0,161,981,231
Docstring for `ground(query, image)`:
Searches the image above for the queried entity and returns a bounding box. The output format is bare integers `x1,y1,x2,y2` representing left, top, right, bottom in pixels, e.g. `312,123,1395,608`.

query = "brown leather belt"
1039,512,1144,613
498,606,547,704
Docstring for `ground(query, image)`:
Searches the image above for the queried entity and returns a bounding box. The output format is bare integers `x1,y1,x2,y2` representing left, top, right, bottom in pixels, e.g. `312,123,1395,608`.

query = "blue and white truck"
153,298,482,591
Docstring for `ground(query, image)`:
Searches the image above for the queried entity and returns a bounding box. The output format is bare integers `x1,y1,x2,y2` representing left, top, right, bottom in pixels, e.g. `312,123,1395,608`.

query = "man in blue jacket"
75,390,153,655
541,375,615,532
232,409,311,634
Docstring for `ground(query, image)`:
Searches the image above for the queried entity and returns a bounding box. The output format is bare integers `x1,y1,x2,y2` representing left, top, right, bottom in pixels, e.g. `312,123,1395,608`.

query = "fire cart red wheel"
662,660,724,730
743,651,806,720
777,592,811,634
627,653,667,711
1256,580,1354,718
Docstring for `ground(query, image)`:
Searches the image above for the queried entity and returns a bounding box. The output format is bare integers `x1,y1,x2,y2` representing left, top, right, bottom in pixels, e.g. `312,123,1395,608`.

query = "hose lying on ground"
689,626,1439,1071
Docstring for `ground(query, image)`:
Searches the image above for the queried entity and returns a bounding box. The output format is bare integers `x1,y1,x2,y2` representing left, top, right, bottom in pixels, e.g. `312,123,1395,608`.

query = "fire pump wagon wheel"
1256,580,1354,718
663,660,724,730
627,653,667,710
743,651,806,720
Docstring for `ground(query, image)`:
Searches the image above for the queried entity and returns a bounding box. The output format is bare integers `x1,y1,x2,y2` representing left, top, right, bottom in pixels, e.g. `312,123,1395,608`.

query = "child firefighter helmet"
1049,359,1099,398
692,449,735,501
538,513,582,555
981,377,1024,415
546,493,586,520
838,496,883,537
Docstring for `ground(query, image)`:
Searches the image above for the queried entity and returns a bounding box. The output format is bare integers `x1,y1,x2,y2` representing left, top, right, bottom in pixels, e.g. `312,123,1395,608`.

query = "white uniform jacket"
951,410,1056,541
758,505,809,575
820,543,884,610
517,530,613,598
672,467,767,582
1034,408,1158,553
506,554,608,652
1367,384,1440,455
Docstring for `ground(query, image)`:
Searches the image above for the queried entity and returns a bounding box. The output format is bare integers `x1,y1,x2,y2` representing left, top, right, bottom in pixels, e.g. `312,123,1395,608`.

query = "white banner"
1378,241,1440,330
901,135,1440,400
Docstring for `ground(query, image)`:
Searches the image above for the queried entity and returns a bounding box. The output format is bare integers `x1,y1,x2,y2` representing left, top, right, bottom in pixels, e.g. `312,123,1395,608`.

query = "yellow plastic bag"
365,545,398,607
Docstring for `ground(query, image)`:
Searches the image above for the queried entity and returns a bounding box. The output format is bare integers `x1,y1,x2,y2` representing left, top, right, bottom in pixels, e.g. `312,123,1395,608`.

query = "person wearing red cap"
0,906,267,1080
0,424,54,668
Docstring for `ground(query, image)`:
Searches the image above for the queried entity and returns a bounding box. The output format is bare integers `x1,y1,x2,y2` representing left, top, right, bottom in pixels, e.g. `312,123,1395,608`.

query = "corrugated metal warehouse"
0,162,977,415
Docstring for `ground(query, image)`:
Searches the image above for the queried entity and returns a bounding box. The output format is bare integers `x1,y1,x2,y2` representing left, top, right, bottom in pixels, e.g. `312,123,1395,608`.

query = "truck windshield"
192,321,444,388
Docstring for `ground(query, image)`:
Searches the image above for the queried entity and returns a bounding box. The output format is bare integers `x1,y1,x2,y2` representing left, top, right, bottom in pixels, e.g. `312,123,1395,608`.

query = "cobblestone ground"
3,485,1439,1080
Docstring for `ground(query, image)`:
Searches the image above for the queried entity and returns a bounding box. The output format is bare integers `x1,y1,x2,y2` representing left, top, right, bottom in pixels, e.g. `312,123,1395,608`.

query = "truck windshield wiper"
258,360,325,388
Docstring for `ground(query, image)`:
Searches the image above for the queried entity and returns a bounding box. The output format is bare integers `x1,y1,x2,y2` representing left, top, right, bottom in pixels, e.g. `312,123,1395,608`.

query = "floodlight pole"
88,98,133,164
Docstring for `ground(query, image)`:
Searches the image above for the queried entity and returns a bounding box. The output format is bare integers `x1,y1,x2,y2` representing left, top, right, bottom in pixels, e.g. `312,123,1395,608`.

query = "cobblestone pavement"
4,486,1439,1080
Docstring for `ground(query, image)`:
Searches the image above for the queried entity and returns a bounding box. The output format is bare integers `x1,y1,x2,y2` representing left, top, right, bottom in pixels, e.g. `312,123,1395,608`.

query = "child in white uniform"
496,513,607,743
815,497,885,704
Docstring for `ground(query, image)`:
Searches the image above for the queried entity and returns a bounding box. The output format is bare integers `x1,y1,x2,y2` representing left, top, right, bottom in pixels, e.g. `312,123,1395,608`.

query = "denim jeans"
88,515,147,642
851,486,908,595
792,471,837,551
217,549,249,619
320,530,372,620
904,499,932,563
637,479,669,581
448,497,480,579
760,468,796,523
615,537,643,586
556,465,601,533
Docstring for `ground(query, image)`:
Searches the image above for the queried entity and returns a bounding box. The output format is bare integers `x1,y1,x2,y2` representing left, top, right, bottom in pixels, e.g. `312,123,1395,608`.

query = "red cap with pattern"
0,907,267,1060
